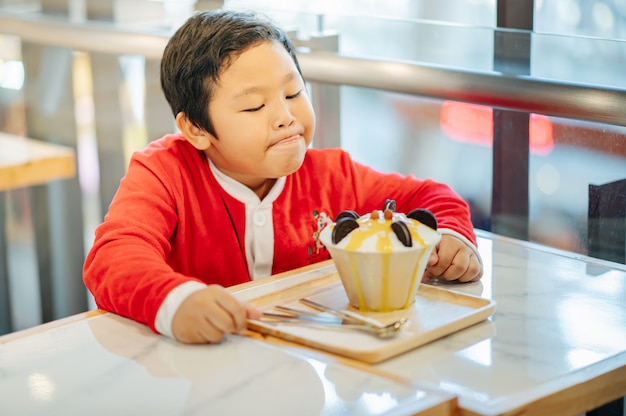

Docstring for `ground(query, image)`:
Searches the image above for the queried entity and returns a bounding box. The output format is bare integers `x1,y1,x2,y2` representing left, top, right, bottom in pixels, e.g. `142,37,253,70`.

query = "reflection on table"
0,312,455,416
375,232,626,415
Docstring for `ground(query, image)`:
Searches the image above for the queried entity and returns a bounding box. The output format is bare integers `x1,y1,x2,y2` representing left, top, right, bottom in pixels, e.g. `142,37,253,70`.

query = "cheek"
298,100,316,134
215,113,260,141
306,112,316,143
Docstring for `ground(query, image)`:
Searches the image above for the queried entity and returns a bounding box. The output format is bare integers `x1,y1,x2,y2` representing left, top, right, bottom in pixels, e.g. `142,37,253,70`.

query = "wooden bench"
0,132,76,334
0,132,76,191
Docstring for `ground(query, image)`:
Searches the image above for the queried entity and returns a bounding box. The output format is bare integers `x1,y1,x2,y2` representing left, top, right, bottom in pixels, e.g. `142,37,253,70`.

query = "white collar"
207,157,285,205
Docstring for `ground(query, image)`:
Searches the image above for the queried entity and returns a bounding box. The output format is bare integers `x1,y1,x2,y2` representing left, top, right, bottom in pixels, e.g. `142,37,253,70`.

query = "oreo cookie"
407,209,437,230
383,199,397,212
391,221,413,247
332,217,360,244
334,210,360,222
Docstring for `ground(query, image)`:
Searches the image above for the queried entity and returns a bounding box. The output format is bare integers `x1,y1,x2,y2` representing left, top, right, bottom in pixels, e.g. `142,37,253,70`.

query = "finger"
245,303,262,320
421,266,437,282
175,313,225,344
449,253,484,282
197,317,226,343
177,298,233,343
427,249,438,267
215,295,248,334
427,245,457,277
439,251,470,281
456,255,483,282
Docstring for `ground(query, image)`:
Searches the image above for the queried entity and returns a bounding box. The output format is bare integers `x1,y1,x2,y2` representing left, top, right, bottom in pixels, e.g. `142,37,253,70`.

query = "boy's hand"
171,284,262,344
423,234,483,283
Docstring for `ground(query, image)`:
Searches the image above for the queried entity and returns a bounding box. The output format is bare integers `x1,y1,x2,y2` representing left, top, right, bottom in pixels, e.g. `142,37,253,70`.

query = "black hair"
160,9,302,136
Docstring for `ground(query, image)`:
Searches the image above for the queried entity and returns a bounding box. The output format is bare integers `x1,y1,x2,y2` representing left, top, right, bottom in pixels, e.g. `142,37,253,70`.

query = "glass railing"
225,0,626,88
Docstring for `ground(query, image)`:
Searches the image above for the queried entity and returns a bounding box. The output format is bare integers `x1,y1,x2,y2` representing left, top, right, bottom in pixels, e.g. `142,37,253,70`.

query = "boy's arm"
339,151,483,281
339,153,478,246
83,153,200,333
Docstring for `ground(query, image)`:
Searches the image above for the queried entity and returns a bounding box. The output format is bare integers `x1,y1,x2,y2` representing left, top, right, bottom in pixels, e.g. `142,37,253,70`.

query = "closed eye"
242,90,301,111
243,104,264,112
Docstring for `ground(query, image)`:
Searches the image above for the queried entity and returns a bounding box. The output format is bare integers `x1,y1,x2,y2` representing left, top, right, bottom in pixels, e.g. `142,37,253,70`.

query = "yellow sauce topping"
341,211,427,252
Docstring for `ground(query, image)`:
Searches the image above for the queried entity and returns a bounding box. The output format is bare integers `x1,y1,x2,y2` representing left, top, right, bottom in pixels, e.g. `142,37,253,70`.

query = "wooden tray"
238,264,496,363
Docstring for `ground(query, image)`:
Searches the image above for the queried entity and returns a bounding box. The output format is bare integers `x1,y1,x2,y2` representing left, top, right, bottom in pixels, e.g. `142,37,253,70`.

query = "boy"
83,10,483,345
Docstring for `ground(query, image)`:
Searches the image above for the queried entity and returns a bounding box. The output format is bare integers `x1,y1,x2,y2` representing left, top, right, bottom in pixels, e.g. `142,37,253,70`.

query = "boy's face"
203,40,315,190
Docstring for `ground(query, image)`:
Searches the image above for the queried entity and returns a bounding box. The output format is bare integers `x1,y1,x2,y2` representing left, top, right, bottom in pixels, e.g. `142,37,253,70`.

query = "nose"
273,100,296,129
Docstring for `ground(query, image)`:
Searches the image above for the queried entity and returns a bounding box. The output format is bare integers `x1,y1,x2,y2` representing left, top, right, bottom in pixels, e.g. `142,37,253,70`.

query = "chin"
275,154,306,177
270,143,307,174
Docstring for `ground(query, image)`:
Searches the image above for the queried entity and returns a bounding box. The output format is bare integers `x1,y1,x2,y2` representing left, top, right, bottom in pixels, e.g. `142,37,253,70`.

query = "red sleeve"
83,145,189,332
311,149,478,246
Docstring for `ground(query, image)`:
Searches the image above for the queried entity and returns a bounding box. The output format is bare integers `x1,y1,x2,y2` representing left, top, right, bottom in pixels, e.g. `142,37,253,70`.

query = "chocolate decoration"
391,221,413,247
407,209,437,230
334,210,360,222
332,217,360,244
383,199,397,212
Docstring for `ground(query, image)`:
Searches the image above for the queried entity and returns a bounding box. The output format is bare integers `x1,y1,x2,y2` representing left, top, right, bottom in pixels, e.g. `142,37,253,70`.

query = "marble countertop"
1,230,625,415
375,231,626,415
0,311,455,415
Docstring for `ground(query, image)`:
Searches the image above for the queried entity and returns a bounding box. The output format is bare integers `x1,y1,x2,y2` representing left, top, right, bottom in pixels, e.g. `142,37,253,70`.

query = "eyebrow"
232,72,297,100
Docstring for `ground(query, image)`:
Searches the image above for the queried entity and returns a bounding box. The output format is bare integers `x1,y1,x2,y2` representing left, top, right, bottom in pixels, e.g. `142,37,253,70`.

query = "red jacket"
83,133,476,332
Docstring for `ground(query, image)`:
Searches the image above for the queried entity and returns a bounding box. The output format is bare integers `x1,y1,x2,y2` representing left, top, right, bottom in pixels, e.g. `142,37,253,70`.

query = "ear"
175,112,213,150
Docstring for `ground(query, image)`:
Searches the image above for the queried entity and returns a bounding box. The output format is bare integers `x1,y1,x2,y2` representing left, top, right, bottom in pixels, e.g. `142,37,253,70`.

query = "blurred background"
0,0,625,333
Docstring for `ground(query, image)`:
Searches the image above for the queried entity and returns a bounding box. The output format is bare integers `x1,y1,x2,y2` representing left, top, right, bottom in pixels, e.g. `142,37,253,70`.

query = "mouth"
269,134,303,148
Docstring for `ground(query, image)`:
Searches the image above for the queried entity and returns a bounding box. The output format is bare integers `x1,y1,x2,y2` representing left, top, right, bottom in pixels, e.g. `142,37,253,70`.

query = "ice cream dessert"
319,199,441,312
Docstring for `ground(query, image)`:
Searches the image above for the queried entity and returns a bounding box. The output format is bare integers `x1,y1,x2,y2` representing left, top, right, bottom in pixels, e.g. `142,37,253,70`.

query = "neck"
249,178,276,200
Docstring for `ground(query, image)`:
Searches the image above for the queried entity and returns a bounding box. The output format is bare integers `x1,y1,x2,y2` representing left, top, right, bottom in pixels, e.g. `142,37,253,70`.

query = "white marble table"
233,230,626,415
0,312,455,415
1,230,625,415
373,230,626,415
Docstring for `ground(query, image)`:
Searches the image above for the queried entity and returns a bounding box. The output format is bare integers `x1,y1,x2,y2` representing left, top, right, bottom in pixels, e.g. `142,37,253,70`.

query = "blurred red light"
440,101,554,155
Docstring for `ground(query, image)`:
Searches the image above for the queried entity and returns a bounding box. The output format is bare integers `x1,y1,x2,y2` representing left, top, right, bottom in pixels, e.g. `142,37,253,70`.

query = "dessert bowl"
319,201,441,312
